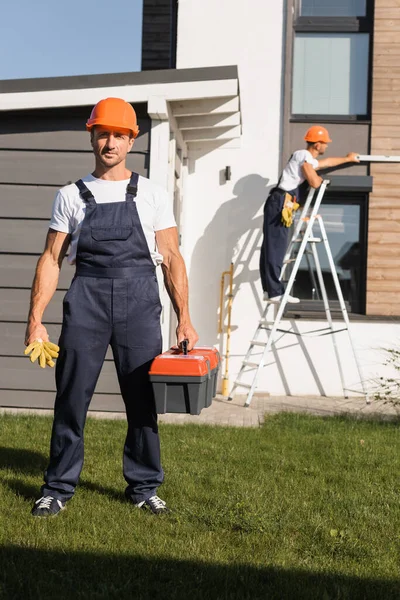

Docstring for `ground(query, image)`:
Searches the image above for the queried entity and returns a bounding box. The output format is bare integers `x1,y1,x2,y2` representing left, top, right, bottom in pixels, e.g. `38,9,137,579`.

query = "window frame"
291,0,375,122
284,191,369,318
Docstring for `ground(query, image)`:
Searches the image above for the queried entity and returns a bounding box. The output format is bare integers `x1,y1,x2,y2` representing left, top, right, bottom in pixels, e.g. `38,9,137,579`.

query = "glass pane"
292,33,369,115
292,203,362,312
300,0,367,17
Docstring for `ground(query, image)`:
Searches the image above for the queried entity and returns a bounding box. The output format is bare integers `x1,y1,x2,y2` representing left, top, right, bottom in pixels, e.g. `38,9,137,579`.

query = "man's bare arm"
155,227,199,351
302,162,323,188
25,229,71,345
316,152,360,170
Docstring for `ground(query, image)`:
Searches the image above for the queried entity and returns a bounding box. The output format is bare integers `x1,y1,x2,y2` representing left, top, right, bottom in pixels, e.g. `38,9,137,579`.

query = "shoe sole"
31,506,66,518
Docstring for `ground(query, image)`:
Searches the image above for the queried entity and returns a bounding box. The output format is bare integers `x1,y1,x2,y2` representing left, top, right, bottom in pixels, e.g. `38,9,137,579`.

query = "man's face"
315,141,328,155
91,126,134,167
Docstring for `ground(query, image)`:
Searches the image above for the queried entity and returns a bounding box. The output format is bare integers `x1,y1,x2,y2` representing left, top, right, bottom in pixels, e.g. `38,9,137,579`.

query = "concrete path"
1,394,398,427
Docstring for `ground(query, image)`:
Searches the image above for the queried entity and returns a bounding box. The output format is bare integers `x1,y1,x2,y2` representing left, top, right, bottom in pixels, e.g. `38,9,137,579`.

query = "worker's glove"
281,193,300,228
24,339,60,368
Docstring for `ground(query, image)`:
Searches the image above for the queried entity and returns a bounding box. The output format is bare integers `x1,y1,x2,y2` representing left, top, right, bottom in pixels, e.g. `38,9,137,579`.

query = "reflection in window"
292,204,362,313
292,33,369,115
300,0,366,17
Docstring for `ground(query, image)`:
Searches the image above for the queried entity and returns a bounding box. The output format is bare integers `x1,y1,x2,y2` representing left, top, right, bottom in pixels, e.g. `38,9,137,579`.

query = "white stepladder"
228,179,368,407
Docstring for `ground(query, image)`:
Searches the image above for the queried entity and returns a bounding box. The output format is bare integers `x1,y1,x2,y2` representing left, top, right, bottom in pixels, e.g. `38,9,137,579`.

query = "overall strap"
126,172,139,201
75,179,96,204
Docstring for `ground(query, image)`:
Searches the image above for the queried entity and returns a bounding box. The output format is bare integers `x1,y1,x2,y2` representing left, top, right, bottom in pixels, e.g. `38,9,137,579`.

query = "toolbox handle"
180,339,189,355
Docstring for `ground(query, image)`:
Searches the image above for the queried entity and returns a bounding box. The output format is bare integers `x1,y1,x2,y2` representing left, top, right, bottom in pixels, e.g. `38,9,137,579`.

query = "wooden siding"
141,0,177,70
369,2,400,316
0,105,150,411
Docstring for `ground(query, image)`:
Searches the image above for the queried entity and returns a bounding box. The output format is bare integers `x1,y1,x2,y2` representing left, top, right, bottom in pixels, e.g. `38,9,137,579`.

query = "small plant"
374,348,400,407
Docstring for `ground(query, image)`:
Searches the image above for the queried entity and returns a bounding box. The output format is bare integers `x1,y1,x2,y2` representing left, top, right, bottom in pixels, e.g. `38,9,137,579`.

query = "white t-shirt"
278,150,319,192
49,174,176,266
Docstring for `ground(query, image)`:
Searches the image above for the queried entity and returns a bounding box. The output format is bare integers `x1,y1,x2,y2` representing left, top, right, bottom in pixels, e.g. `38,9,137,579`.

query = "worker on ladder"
259,125,360,304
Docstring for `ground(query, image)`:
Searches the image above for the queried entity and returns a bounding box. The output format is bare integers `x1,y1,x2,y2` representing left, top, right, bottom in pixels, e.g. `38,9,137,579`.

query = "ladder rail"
317,216,369,401
309,239,348,398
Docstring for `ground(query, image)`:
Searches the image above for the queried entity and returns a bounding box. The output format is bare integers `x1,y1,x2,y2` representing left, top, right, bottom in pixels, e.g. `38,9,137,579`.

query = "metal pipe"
221,263,234,397
218,266,233,333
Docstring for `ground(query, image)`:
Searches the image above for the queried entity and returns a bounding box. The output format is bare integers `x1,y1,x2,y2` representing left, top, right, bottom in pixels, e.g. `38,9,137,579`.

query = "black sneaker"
134,495,170,514
31,496,66,518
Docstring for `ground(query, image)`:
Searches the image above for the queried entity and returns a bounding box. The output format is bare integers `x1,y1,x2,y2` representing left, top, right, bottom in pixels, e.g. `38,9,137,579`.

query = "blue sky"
0,0,143,80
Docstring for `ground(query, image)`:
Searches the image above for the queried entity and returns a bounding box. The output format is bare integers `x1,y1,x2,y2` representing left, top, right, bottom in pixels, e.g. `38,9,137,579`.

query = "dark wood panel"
0,322,113,359
0,184,59,218
0,255,74,289
0,127,150,153
0,323,62,355
0,106,150,153
0,151,148,185
0,357,120,394
0,219,49,253
0,289,64,323
142,0,177,70
0,389,125,412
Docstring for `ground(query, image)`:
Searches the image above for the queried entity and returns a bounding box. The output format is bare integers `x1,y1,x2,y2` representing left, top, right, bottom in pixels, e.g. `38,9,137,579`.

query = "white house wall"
176,0,400,397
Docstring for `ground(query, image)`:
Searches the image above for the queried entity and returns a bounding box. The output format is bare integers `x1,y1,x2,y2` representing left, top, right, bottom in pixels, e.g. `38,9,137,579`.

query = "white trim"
0,80,239,111
182,125,241,142
147,96,168,121
177,113,240,129
171,96,239,116
167,104,188,157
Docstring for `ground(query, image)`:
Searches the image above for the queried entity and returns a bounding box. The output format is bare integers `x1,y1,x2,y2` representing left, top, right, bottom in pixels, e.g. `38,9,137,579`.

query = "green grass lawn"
1,412,400,600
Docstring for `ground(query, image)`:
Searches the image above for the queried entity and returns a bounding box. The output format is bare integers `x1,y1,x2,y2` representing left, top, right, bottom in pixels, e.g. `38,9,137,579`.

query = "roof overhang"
0,66,241,156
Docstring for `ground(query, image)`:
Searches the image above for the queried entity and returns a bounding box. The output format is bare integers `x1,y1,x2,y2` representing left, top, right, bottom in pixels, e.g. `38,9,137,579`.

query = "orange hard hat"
304,125,332,144
86,98,139,138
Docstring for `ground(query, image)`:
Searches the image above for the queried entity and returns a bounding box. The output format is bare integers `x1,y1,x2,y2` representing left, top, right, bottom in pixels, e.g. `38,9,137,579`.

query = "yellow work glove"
281,207,293,227
281,194,300,228
24,339,60,368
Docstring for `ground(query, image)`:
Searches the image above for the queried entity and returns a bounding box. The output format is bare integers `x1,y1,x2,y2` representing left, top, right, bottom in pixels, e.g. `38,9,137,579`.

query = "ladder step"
259,319,273,327
243,360,260,368
233,381,252,389
295,237,321,243
250,340,267,347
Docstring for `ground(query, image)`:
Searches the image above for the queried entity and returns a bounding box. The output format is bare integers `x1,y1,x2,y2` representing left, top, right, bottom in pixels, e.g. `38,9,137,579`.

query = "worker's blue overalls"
42,173,164,503
259,186,297,298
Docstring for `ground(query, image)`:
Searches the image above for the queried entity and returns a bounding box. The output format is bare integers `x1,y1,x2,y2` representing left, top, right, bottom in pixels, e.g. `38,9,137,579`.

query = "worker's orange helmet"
86,98,139,138
304,125,332,144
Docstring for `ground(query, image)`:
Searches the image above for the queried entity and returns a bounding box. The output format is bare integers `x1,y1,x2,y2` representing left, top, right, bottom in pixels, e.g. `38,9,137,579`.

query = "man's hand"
25,322,49,346
176,322,199,352
347,152,360,163
346,152,360,162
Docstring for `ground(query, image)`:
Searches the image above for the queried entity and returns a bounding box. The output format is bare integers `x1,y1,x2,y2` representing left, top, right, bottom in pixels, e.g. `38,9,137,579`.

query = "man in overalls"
259,125,360,303
25,97,198,517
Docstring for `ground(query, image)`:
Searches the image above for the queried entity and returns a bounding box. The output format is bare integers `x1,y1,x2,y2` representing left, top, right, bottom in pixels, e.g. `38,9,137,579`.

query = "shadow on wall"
189,174,271,346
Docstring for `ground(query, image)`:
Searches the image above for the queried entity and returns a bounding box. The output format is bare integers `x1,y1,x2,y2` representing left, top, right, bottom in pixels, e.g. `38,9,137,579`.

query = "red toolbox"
149,344,218,414
190,346,220,405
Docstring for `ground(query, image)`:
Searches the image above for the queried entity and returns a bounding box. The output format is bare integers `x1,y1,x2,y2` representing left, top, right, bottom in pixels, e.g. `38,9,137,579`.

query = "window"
291,0,374,119
288,193,367,315
292,34,369,115
300,0,366,17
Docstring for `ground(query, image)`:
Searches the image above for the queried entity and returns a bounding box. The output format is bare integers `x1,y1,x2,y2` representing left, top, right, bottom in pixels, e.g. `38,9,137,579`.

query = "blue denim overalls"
42,173,164,503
